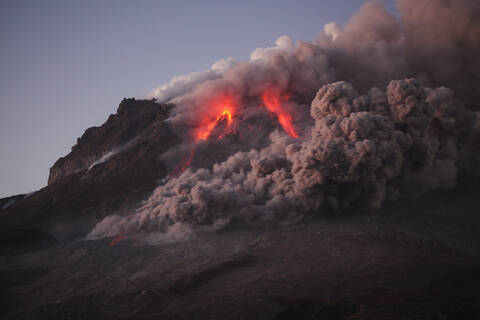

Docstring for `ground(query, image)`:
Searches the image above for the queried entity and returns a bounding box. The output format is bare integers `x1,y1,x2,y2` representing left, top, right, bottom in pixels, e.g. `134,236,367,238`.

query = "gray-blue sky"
0,0,396,197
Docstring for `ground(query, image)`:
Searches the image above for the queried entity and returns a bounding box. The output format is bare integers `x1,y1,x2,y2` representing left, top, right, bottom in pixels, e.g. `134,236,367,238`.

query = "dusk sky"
0,0,397,197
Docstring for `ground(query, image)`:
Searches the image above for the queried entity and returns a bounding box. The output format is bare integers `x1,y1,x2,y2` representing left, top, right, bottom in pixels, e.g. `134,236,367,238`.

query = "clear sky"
0,0,397,197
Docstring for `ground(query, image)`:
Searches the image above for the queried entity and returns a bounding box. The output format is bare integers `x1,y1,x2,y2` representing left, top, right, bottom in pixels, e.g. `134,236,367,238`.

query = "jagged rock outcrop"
48,98,173,184
0,98,180,240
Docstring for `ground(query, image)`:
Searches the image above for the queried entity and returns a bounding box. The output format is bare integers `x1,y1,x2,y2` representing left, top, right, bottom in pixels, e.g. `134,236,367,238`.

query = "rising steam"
88,0,480,239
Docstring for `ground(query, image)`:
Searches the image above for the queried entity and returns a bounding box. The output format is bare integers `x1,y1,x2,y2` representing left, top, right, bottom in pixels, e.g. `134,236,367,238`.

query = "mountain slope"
0,98,178,241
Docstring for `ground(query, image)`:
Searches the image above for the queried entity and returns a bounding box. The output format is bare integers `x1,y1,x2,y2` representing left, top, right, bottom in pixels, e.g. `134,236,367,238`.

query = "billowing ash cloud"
323,23,341,40
89,0,480,238
89,79,478,238
250,35,295,62
144,58,238,103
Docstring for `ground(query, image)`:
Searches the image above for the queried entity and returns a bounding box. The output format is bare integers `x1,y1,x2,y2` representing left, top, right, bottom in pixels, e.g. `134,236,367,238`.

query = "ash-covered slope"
0,98,179,241
1,187,480,320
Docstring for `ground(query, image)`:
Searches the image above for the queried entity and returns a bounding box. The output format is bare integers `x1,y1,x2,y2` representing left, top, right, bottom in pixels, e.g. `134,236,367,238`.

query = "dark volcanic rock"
0,98,180,240
0,194,25,212
48,98,174,184
0,187,479,320
0,228,58,256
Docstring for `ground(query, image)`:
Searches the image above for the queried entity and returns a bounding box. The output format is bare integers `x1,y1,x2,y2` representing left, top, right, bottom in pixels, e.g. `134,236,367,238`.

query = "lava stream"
109,234,126,247
196,110,233,141
170,148,196,177
173,96,237,176
194,95,236,141
261,89,299,138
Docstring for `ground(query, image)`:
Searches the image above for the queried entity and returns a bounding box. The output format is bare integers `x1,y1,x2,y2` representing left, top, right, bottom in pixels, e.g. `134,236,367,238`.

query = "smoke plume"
144,58,237,103
89,0,480,238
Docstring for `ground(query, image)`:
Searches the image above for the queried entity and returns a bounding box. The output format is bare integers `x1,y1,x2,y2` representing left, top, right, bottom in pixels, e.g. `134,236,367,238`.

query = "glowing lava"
261,89,299,138
194,95,236,142
172,96,237,176
196,110,233,141
109,234,126,247
170,149,196,177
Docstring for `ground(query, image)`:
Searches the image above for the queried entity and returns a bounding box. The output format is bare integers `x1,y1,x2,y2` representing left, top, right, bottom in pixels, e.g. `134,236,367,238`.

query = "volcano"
2,0,480,318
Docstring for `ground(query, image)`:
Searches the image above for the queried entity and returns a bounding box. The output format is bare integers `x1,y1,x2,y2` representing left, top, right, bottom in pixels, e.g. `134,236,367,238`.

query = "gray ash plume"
88,0,480,238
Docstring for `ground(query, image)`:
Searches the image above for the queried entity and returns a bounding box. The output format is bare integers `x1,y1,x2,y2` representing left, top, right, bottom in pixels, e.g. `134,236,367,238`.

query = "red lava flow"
261,88,299,138
109,234,127,247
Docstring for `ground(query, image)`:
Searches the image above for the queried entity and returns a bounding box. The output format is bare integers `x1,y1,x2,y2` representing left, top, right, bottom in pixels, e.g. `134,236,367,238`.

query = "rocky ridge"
0,98,179,241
